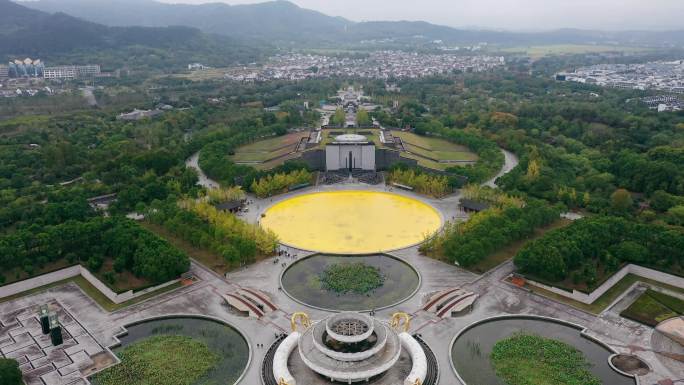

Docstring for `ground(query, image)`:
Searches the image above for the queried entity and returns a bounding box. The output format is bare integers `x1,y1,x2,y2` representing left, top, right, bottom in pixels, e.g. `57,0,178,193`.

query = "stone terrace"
0,300,116,385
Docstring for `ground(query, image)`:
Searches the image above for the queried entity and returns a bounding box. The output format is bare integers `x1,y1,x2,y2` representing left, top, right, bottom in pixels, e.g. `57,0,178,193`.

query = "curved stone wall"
273,332,300,385
399,332,427,385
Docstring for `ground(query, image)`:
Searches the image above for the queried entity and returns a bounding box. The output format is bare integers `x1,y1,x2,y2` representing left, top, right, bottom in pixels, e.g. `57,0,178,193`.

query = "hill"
19,0,350,43
0,0,264,69
17,0,684,47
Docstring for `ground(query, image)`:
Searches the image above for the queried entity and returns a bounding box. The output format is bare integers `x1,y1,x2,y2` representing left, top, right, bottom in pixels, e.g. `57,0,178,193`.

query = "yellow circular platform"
260,190,442,254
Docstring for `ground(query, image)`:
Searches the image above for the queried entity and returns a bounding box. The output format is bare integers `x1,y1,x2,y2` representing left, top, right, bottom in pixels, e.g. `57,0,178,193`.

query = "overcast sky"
157,0,684,31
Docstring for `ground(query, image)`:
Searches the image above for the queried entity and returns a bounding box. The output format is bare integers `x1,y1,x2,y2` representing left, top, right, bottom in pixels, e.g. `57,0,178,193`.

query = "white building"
43,65,101,80
325,134,376,171
188,63,207,71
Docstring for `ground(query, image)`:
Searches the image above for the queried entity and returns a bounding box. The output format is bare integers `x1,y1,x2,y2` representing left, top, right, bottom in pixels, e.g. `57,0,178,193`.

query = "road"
186,152,220,189
484,148,519,188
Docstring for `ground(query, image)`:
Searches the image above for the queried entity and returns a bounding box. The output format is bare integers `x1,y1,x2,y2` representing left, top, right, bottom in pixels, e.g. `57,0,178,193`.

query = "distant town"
223,51,506,82
559,60,684,93
557,60,684,112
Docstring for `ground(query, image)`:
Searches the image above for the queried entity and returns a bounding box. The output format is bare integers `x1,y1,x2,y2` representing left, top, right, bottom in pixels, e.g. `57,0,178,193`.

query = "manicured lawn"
491,334,601,385
393,131,478,162
231,132,308,162
255,152,303,170
404,143,478,162
400,152,451,171
393,131,470,152
468,219,571,274
620,289,684,327
93,335,218,385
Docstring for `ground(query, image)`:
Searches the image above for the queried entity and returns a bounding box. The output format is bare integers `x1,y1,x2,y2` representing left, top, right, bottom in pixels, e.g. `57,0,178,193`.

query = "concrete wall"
300,149,325,170
526,264,684,305
273,332,300,385
0,265,180,304
375,149,418,170
0,265,81,298
325,144,375,171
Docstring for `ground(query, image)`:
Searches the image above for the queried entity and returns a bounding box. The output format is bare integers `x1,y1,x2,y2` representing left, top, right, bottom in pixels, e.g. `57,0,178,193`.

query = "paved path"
484,148,519,188
185,152,220,189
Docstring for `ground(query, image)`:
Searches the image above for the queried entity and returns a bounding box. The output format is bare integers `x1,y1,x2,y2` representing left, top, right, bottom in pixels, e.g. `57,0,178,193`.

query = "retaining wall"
0,265,180,304
526,264,684,304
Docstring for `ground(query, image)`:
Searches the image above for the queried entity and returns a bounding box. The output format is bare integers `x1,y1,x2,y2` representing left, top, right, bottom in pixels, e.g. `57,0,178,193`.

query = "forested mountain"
19,0,350,43
18,0,684,47
0,0,264,68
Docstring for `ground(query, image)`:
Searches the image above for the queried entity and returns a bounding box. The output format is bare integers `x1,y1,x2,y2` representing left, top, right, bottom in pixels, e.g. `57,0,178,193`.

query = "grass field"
171,68,231,81
400,152,451,171
392,131,478,167
231,132,308,163
620,289,684,327
496,44,652,59
255,152,302,170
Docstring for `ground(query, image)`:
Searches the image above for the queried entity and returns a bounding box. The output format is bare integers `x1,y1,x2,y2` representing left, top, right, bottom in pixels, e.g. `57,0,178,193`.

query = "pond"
281,254,420,311
99,317,249,385
451,316,635,385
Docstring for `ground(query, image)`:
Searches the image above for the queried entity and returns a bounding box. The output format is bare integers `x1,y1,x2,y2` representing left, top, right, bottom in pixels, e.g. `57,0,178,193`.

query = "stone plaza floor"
0,299,115,385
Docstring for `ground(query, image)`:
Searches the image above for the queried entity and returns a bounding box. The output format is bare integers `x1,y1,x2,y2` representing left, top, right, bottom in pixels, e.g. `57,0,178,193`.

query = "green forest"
514,216,684,291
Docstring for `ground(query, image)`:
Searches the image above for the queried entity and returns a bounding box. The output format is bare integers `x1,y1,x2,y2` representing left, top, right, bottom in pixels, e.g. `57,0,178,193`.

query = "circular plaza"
260,190,443,254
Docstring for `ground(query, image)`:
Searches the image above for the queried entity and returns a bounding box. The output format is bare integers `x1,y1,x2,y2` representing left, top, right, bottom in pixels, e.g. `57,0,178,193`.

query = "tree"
0,358,22,385
331,108,345,126
610,188,633,214
356,109,371,126
650,190,676,212
667,205,684,226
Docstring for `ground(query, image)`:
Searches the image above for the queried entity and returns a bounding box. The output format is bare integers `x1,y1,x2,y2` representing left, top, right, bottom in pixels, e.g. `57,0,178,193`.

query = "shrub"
491,333,601,385
423,200,561,267
250,169,312,198
388,168,450,197
319,263,385,295
0,358,22,385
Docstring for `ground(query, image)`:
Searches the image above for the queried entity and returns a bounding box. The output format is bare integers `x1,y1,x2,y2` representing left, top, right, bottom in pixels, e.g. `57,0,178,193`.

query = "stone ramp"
422,288,478,318
222,287,278,318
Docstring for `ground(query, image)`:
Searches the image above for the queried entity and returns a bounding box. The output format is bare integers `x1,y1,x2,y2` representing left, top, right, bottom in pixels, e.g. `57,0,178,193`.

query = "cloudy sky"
156,0,684,31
